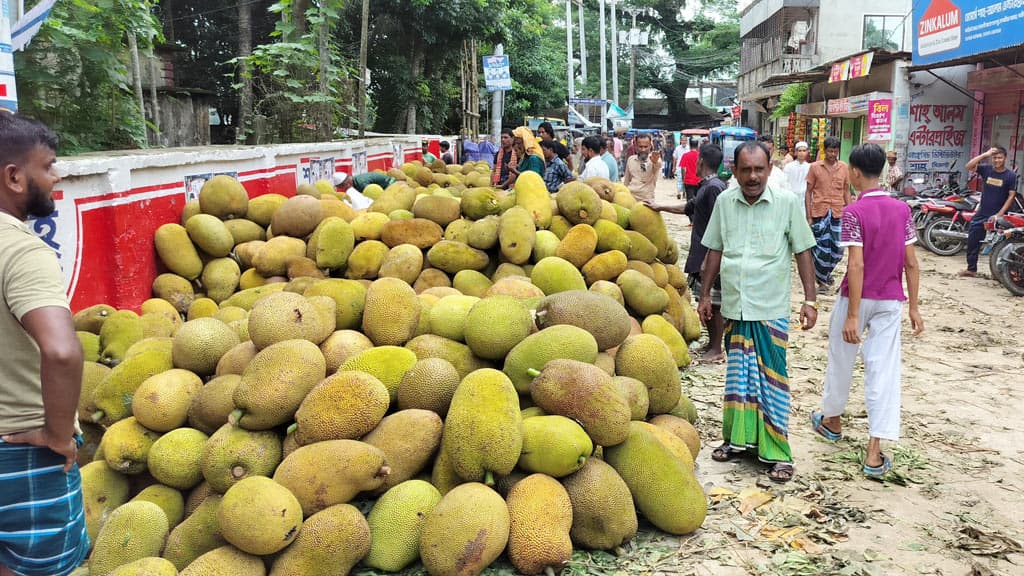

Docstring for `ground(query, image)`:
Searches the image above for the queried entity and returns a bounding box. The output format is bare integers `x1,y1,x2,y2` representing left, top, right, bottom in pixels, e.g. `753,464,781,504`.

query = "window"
862,16,904,51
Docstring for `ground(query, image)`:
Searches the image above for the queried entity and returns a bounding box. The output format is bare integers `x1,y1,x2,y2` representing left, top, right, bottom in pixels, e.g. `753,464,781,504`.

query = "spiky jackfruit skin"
273,439,390,516
405,334,493,379
419,483,510,576
534,290,631,351
561,457,638,550
397,357,462,417
514,171,553,228
530,256,587,295
642,314,692,368
443,369,523,482
293,370,389,445
89,501,170,576
148,427,208,490
603,421,707,535
108,557,178,576
233,339,326,430
517,416,593,478
200,423,282,493
246,292,331,350
503,325,599,394
218,476,302,555
529,359,631,447
339,345,418,402
462,296,532,361
163,495,226,570
81,461,130,544
364,480,442,572
362,409,443,492
269,503,370,576
178,545,265,576
614,334,681,415
507,474,574,575
362,277,422,346
102,417,162,475
613,375,650,421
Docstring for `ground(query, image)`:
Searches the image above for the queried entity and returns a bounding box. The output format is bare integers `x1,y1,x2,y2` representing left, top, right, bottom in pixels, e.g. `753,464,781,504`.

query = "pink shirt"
838,190,916,301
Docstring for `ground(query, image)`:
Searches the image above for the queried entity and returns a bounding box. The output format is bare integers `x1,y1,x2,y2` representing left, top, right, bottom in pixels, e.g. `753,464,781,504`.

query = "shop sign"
827,95,870,115
829,61,850,83
828,53,874,83
796,101,826,115
913,0,1024,66
867,99,893,140
906,103,971,171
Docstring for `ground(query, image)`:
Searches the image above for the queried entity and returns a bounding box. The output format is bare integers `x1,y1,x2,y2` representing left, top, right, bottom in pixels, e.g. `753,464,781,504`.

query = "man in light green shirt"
700,141,819,483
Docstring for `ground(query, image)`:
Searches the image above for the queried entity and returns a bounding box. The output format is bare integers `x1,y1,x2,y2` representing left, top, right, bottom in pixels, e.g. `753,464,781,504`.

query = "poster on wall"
184,171,239,201
352,151,368,176
867,99,893,141
906,103,971,181
297,157,336,185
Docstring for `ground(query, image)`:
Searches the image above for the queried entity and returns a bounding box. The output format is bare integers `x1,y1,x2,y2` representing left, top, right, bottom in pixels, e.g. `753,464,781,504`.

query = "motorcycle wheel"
988,236,1007,278
993,240,1024,296
923,216,966,256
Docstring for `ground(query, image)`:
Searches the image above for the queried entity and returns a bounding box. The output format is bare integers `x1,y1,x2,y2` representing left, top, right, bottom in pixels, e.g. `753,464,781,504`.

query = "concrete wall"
35,138,424,312
816,0,913,62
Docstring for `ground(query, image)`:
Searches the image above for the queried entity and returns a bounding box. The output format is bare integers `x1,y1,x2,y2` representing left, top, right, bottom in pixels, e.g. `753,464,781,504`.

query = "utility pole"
357,0,369,137
490,43,503,139
610,0,618,106
566,0,574,100
599,0,606,132
578,1,586,85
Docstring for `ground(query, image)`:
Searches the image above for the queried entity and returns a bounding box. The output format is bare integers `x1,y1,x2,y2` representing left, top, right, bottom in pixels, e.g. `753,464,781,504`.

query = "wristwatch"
802,300,819,310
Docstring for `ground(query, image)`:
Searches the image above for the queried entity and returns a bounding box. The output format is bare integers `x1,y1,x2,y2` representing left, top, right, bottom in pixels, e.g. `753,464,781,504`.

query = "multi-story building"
738,0,912,131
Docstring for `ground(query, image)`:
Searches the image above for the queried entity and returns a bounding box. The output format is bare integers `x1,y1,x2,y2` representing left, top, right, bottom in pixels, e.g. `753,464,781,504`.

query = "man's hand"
987,147,1000,157
800,304,818,330
642,199,662,211
909,307,925,336
2,428,77,472
697,299,713,326
842,315,860,343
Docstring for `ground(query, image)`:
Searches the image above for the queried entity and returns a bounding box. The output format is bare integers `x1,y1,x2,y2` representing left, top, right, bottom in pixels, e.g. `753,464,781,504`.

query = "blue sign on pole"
913,0,1024,66
483,54,511,92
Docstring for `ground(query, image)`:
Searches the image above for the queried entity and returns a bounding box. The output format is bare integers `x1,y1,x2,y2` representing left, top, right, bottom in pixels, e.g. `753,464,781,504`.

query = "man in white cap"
333,172,373,210
784,141,812,211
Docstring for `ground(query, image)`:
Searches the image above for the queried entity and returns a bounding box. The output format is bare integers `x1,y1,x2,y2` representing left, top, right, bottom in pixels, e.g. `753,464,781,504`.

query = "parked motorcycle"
920,194,980,256
991,226,1024,296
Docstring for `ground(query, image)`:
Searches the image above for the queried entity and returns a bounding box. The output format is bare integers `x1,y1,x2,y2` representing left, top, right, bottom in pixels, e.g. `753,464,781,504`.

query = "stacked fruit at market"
72,163,708,576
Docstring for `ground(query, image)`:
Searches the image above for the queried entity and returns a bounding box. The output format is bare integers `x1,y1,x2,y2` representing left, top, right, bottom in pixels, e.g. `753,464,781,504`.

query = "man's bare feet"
957,269,977,277
700,350,725,364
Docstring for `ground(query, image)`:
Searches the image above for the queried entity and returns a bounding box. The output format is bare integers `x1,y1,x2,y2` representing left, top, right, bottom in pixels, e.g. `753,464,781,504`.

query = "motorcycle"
991,225,1024,296
919,194,980,256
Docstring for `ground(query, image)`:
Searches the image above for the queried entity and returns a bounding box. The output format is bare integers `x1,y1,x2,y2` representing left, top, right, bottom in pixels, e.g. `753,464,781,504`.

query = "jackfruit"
503,325,599,393
507,474,573,575
642,314,692,368
451,269,492,297
669,392,699,423
132,368,204,431
588,279,624,305
217,476,302,555
224,218,265,246
273,439,390,516
460,187,502,219
186,214,234,257
428,294,479,342
463,296,532,361
75,303,116,333
303,278,366,330
246,194,286,228
163,495,226,569
81,460,130,543
615,334,681,415
413,195,462,227
234,339,326,429
200,423,282,493
351,211,391,241
426,240,489,274
499,206,537,264
293,370,389,444
379,243,424,284
98,310,145,366
215,341,257,376
582,250,628,285
362,277,421,346
362,409,443,492
530,357,630,446
148,428,208,490
534,290,631,351
155,223,203,280
187,374,241,435
172,318,240,376
364,480,441,572
556,224,598,268
518,416,592,477
139,313,176,339
318,329,373,372
131,484,185,527
339,345,417,401
272,195,323,238
486,276,544,300
247,291,330,350
199,175,249,219
419,483,510,576
306,216,354,270
91,349,174,426
381,218,443,249
603,421,706,535
467,215,500,250
617,269,669,317
614,375,650,421
108,557,178,576
556,181,603,225
531,229,560,262
530,256,586,295
561,457,638,550
79,361,111,421
186,297,219,319
413,268,452,293
152,274,195,313
269,503,370,576
396,357,461,417
443,368,522,482
624,230,658,263
405,334,492,379
178,545,264,576
649,414,701,459
628,204,671,259
89,501,170,576
444,218,472,242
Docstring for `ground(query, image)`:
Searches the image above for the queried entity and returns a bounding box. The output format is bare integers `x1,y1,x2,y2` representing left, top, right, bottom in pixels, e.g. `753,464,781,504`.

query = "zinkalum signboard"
914,0,1024,65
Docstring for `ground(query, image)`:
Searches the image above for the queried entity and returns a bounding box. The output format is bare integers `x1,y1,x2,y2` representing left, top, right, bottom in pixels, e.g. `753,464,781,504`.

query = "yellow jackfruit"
529,359,631,447
293,370,389,444
171,318,240,376
615,334,681,415
364,480,441,572
233,339,326,429
273,439,390,516
419,483,510,576
200,423,281,493
530,256,586,295
443,368,522,482
148,427,208,490
561,458,637,550
269,504,370,576
463,295,532,361
507,474,573,575
155,223,203,280
199,175,249,219
362,277,421,346
396,357,461,417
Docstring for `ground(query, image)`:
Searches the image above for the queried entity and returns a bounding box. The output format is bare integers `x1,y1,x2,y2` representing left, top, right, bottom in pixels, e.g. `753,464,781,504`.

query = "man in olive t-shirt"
0,113,90,576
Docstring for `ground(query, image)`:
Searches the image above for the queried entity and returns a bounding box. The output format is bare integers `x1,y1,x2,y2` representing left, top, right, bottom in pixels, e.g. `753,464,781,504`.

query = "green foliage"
14,0,163,153
770,83,809,121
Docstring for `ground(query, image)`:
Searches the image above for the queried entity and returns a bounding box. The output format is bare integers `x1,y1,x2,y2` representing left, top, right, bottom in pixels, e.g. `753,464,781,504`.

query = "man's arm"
904,244,924,335
642,198,686,214
795,250,818,329
966,147,999,172
622,159,633,187
2,307,83,471
843,246,864,343
805,168,816,222
994,190,1019,219
698,250,723,326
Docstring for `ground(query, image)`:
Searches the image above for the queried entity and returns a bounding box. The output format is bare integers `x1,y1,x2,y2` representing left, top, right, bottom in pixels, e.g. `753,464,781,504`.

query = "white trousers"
821,296,903,441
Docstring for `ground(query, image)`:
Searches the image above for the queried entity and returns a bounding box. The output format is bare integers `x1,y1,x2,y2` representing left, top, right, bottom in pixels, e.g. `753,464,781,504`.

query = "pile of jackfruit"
72,162,708,576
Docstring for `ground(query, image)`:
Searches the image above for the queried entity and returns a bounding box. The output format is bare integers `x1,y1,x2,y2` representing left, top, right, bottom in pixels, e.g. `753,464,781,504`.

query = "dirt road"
641,176,1024,576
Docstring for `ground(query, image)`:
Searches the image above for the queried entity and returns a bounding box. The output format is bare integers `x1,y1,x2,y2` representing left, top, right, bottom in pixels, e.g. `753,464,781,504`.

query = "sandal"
809,410,842,441
862,453,892,478
711,443,743,462
767,462,795,483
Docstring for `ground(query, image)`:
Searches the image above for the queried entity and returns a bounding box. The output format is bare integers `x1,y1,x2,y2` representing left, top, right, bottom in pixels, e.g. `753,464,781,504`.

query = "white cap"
333,172,349,186
795,141,809,150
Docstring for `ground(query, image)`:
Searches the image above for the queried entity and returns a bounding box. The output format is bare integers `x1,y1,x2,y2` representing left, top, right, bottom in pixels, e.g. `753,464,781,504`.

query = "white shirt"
673,144,686,163
344,187,373,210
579,155,610,180
783,160,811,210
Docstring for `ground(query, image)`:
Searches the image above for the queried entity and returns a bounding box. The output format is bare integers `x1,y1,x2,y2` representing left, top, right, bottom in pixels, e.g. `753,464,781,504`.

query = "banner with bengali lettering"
906,103,972,173
867,99,892,141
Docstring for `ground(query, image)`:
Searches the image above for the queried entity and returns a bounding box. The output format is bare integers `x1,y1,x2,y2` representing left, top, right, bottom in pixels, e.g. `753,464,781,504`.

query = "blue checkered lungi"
0,439,90,576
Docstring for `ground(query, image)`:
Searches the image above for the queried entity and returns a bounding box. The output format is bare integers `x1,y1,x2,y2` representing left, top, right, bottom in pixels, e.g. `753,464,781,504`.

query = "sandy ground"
651,176,1024,576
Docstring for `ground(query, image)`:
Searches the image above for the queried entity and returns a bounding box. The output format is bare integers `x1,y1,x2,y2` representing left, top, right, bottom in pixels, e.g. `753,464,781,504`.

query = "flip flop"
809,411,842,441
863,453,892,478
767,462,794,483
711,443,743,462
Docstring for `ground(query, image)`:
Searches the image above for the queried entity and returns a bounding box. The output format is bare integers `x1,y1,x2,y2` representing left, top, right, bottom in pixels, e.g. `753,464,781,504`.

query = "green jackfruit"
187,375,240,435
199,175,249,219
81,461,130,543
306,216,354,269
503,325,598,393
420,483,510,576
155,223,203,280
451,270,492,298
365,480,441,572
339,345,418,402
428,294,479,342
172,318,240,376
614,375,650,420
517,415,592,477
178,545,265,576
443,368,522,482
233,339,326,429
615,334,681,415
362,277,421,346
561,458,638,550
219,476,302,555
131,484,185,528
91,349,174,426
556,181,603,225
98,310,144,366
362,409,443,492
405,334,493,379
148,427,208,491
200,423,282,493
247,292,331,350
89,501,170,576
304,279,366,330
530,256,586,295
186,214,234,257
108,557,178,576
463,296,532,361
642,314,691,368
534,290,631,351
426,240,490,274
163,495,226,569
396,357,461,417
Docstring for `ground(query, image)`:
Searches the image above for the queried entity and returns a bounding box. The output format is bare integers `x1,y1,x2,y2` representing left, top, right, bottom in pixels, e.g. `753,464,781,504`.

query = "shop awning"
759,49,911,88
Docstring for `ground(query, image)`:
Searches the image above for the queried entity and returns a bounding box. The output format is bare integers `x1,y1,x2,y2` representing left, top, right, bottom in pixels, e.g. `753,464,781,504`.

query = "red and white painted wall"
38,137,431,313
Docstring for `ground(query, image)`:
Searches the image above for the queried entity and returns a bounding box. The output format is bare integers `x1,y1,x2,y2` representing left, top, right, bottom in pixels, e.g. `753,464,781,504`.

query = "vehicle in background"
709,126,757,180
